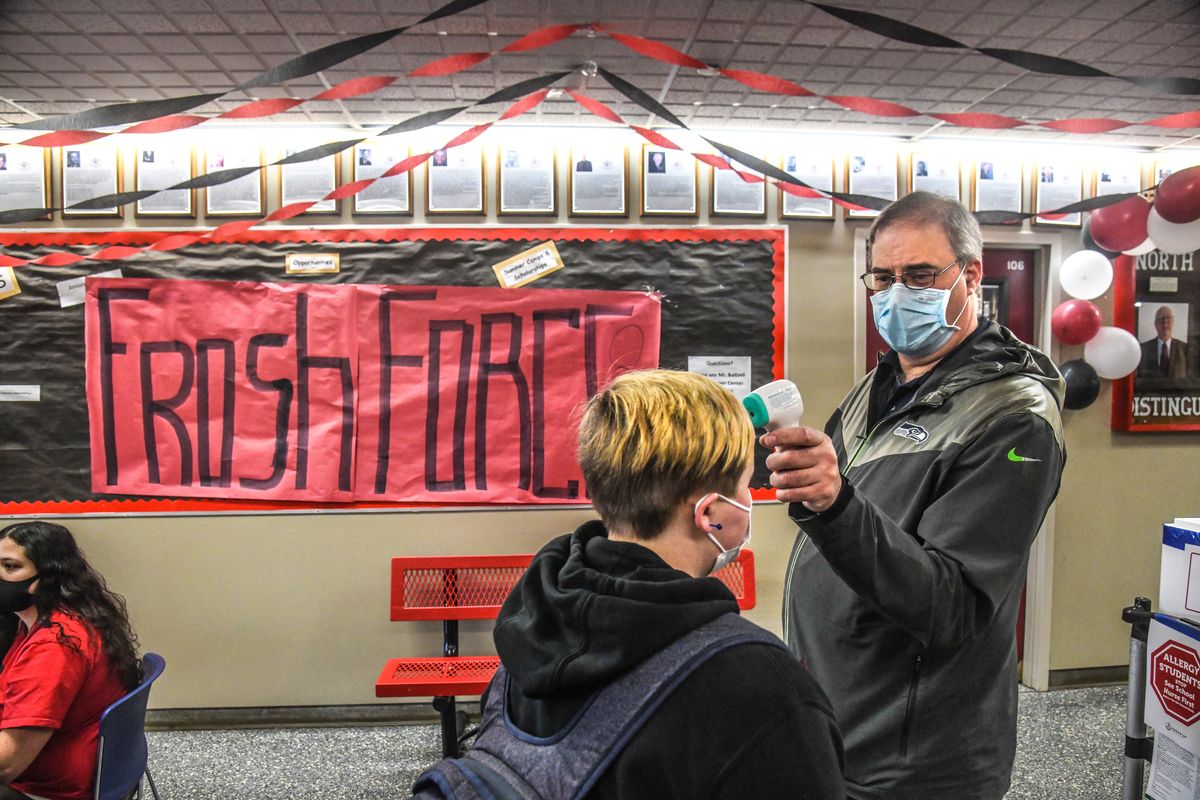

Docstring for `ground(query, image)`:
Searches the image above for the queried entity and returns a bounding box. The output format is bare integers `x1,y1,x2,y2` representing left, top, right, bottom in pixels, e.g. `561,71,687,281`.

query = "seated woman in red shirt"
0,522,140,800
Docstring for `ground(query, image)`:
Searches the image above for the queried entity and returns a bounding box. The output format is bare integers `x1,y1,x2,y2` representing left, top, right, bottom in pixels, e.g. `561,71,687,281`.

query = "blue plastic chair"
94,652,165,800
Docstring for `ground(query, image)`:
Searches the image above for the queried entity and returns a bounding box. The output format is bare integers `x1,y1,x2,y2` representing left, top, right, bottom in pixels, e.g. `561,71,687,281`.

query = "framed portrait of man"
845,150,898,218
135,141,195,217
61,143,123,218
0,146,51,220
352,141,412,215
779,149,834,219
1112,251,1200,432
426,140,485,215
971,156,1023,215
205,144,265,217
710,153,766,217
498,142,556,215
569,144,627,216
909,152,961,202
279,145,339,215
641,146,697,216
1151,158,1200,186
1092,157,1141,198
1033,159,1083,227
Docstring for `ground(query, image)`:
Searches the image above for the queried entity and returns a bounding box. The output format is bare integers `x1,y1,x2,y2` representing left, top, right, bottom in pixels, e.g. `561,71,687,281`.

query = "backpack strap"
463,612,786,800
412,755,529,800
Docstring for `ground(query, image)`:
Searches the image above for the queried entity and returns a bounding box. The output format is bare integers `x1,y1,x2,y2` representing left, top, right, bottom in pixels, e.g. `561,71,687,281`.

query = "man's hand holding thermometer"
743,380,844,514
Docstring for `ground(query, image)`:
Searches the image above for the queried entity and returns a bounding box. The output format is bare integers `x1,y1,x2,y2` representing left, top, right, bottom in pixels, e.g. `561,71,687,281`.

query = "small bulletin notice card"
492,241,564,289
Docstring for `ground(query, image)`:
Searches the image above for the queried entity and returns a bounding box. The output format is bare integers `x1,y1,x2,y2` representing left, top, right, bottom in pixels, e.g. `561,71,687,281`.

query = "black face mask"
0,574,37,614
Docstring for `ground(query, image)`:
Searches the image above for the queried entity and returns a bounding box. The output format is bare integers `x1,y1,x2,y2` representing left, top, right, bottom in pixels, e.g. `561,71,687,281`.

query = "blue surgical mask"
870,265,968,357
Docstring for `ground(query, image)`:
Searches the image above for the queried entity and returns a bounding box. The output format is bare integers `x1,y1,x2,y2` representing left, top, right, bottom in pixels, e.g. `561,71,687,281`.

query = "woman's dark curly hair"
0,521,141,690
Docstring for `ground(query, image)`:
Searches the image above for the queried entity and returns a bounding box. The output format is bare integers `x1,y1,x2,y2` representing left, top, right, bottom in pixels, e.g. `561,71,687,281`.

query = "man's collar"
880,316,993,380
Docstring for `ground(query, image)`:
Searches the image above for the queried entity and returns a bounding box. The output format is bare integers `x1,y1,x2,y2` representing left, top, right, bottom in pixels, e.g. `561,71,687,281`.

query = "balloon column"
1051,250,1120,410
1147,165,1200,255
1052,164,1200,410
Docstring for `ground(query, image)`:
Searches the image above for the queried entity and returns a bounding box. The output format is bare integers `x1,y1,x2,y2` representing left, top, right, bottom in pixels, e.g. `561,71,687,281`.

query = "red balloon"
1090,195,1151,253
1155,165,1200,224
1051,299,1102,345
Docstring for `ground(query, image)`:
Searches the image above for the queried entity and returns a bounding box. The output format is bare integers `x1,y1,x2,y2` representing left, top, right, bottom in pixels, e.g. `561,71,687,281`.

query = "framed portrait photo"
279,145,339,215
779,150,834,219
908,152,961,202
498,142,556,215
641,146,697,216
205,144,265,217
426,140,485,215
569,144,627,216
1112,252,1200,432
845,150,899,218
1033,159,1083,227
61,142,122,218
353,141,411,215
1093,157,1141,198
0,146,51,220
710,153,765,217
971,157,1023,215
135,141,195,217
1153,158,1199,188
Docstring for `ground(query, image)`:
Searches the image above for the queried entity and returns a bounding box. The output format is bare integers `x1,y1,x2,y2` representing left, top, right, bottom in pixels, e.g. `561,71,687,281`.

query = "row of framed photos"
0,139,1188,223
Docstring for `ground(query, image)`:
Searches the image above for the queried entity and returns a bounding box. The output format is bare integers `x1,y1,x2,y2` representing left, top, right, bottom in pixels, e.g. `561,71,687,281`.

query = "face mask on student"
694,493,752,576
870,265,968,357
0,574,37,614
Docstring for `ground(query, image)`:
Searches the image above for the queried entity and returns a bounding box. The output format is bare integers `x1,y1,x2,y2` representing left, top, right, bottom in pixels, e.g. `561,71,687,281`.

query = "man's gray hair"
867,191,983,266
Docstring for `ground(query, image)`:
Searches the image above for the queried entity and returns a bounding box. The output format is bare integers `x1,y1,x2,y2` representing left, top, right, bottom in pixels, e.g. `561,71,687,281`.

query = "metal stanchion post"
1122,597,1153,800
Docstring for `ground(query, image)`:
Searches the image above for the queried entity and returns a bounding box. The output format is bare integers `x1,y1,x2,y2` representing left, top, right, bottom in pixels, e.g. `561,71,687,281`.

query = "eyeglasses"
859,259,961,292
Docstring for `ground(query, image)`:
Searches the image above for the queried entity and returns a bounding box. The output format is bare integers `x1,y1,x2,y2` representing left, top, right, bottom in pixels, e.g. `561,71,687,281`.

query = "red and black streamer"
9,0,491,133
808,2,1200,96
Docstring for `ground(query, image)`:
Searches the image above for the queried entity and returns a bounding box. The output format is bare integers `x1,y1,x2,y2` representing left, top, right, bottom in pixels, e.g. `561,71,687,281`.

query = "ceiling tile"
6,13,74,34
109,14,179,34
0,0,1190,148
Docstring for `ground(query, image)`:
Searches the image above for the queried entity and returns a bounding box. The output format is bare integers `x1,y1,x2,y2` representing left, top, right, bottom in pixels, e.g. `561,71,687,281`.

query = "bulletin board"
0,227,785,515
1112,251,1200,432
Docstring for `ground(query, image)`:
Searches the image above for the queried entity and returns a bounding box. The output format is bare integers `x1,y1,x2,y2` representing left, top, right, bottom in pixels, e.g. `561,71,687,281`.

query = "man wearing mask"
762,192,1065,800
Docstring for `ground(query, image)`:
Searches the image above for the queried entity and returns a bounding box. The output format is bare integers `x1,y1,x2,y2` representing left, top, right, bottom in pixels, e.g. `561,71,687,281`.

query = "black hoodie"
492,520,846,800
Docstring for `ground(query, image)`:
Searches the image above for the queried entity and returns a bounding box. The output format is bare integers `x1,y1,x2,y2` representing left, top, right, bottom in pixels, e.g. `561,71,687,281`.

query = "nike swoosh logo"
1007,447,1041,463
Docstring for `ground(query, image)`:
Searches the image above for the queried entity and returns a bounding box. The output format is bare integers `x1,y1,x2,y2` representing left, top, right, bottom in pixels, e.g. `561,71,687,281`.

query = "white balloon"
1122,237,1155,256
1147,209,1200,255
1059,249,1113,300
1083,326,1141,380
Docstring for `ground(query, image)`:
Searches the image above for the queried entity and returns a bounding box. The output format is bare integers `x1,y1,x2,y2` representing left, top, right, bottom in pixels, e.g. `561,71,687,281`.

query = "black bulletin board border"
0,226,786,515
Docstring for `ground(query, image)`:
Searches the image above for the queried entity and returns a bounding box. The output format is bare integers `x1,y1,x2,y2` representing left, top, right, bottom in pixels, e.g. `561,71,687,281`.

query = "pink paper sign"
85,278,661,503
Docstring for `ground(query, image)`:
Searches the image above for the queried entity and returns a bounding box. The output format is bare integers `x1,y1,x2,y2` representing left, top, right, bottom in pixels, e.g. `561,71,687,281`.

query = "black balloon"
1081,217,1120,260
1060,359,1101,410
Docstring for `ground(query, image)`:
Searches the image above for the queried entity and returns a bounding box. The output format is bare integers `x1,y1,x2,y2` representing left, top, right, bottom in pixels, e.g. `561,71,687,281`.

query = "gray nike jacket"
784,320,1065,800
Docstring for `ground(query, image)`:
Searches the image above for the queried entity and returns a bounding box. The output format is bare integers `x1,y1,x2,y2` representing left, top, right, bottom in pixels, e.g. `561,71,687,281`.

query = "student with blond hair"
413,370,844,799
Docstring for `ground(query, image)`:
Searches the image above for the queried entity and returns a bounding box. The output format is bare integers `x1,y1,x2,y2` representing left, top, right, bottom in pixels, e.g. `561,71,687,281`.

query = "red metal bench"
376,550,756,756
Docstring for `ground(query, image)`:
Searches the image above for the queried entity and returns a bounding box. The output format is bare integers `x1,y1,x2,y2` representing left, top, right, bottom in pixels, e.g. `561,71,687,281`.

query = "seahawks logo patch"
893,422,929,443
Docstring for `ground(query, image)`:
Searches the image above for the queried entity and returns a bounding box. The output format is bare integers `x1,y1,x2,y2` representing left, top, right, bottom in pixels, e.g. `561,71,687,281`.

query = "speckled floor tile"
143,685,1136,799
1006,685,1130,799
146,725,443,799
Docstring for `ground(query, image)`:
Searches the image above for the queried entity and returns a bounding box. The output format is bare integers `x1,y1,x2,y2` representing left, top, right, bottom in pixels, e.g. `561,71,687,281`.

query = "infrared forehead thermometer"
742,379,804,431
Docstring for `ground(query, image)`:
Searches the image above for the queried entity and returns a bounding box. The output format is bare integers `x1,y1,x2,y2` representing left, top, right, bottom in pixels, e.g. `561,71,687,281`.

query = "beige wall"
1048,319,1200,671
2,141,1190,707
